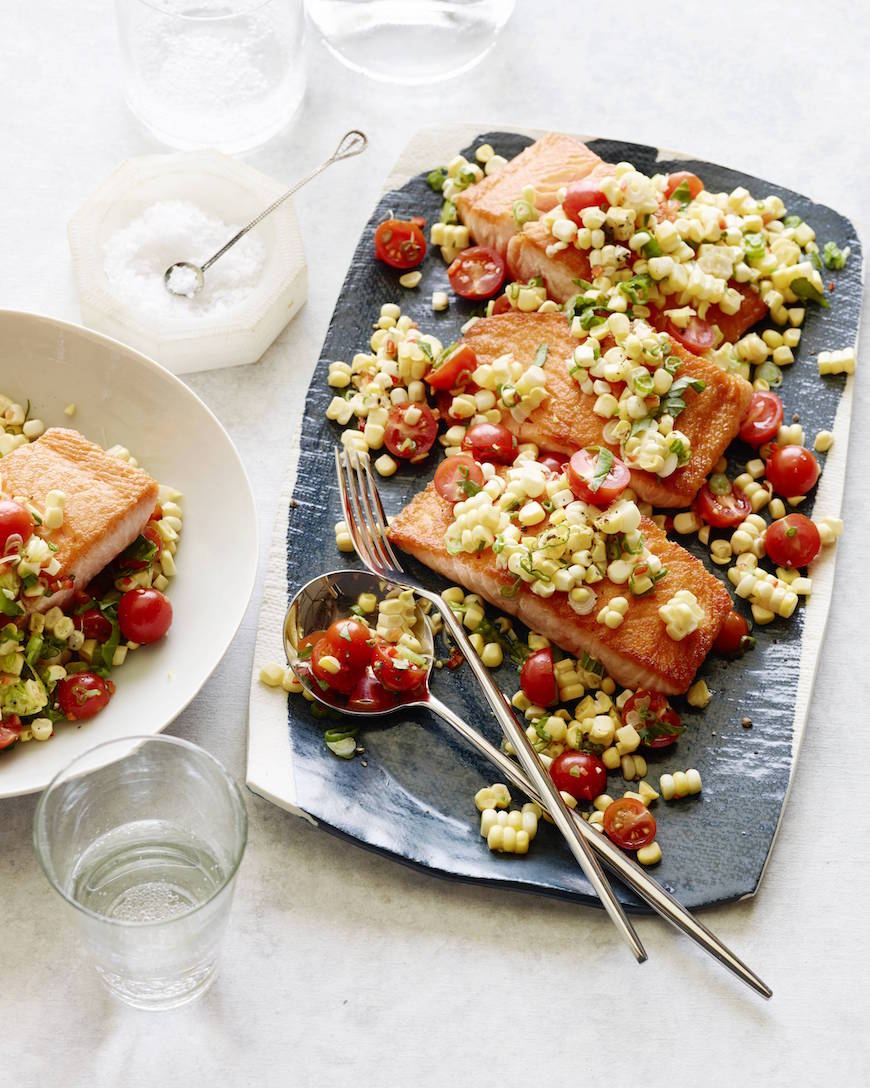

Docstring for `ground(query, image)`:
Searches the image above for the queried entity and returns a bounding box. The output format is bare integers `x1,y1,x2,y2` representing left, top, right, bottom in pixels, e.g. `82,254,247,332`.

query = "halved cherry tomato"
310,637,363,695
0,715,22,750
765,445,820,497
550,750,607,801
714,611,754,657
739,390,784,447
298,630,328,654
664,171,704,201
446,246,505,300
425,344,477,391
462,422,517,464
520,648,558,707
563,178,609,226
622,690,683,749
567,447,630,505
666,315,716,355
603,797,657,850
0,499,34,554
433,455,485,503
372,642,427,692
347,673,397,713
537,452,568,476
374,218,426,269
118,588,172,644
490,294,513,315
323,618,374,674
118,523,163,572
384,403,438,461
764,513,821,569
56,673,112,721
74,608,113,642
695,482,751,528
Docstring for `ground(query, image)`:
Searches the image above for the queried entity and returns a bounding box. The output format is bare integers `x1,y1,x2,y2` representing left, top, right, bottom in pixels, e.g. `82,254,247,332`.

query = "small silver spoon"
283,569,773,998
164,129,368,297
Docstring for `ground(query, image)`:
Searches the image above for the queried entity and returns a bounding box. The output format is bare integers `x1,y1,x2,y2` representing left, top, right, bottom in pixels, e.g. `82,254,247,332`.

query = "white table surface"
2,2,869,1084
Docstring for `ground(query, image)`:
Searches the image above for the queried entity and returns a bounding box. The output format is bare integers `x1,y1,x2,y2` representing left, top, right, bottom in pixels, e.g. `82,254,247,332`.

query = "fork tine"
352,452,403,573
344,450,389,574
359,453,405,572
334,448,380,573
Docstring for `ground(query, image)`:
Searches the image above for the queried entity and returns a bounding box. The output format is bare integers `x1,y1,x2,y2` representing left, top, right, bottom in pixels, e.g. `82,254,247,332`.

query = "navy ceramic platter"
250,130,861,911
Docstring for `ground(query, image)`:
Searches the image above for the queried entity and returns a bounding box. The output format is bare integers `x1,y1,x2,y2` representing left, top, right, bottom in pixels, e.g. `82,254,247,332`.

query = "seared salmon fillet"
1,428,159,611
454,133,611,256
461,312,753,507
388,483,731,695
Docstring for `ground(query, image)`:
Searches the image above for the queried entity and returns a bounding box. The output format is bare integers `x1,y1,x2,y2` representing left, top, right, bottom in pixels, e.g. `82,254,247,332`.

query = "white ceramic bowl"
0,310,258,797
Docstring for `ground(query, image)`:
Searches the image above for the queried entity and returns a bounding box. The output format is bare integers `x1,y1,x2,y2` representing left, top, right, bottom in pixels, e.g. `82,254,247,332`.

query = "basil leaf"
791,276,830,309
587,447,614,494
0,595,22,618
643,237,662,258
661,376,706,418
121,533,159,566
618,273,652,305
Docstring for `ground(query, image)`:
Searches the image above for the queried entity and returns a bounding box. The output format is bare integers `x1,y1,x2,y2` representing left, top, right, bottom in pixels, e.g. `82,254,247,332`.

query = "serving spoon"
284,569,772,997
164,129,368,297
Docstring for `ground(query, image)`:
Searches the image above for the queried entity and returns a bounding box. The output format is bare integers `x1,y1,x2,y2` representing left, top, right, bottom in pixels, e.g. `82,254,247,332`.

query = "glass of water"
115,0,306,153
33,735,247,1011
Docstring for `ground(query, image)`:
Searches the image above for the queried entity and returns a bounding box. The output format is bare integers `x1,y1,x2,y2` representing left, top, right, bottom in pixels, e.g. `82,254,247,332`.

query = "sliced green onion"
512,199,535,226
631,368,655,396
441,200,458,225
790,277,830,308
708,473,732,495
756,360,783,388
822,241,850,270
643,237,662,258
427,167,446,191
326,736,358,759
783,215,802,228
743,233,766,261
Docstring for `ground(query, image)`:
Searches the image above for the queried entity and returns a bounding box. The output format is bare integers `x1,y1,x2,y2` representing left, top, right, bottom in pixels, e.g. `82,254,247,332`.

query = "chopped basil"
822,241,850,270
661,376,706,418
630,417,655,437
587,447,614,494
791,276,830,308
809,249,823,272
426,167,446,191
121,533,159,566
0,596,22,618
534,343,549,368
643,237,662,259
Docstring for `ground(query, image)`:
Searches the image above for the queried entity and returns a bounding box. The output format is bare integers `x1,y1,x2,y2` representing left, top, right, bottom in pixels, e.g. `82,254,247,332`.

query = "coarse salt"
102,200,265,323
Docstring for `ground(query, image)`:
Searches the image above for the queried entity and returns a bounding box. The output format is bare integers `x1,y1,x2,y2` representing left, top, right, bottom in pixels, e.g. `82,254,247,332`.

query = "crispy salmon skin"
1,427,159,610
460,311,753,507
387,481,731,695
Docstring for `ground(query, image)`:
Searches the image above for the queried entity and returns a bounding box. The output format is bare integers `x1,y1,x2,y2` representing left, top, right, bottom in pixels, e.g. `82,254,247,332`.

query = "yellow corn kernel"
259,663,286,687
687,679,712,708
814,430,834,453
475,784,511,812
637,841,662,866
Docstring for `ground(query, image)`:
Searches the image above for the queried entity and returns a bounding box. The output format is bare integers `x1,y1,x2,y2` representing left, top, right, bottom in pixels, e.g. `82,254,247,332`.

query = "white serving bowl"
67,150,307,375
0,310,258,797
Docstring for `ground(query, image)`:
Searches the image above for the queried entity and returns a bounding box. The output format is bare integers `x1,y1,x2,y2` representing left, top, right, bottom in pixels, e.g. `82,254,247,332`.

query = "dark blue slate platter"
280,131,861,911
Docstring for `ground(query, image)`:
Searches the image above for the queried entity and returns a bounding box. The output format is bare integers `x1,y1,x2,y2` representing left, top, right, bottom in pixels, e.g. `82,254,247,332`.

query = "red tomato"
74,608,113,642
567,447,630,505
372,642,427,692
537,452,569,476
664,171,704,201
695,482,751,528
764,514,821,569
713,611,754,657
563,178,609,225
550,750,607,801
490,294,513,315
462,422,517,464
520,648,558,707
310,637,362,695
57,673,112,721
622,690,683,749
323,618,373,674
739,391,784,447
0,715,22,750
0,499,34,554
118,523,163,572
118,588,173,644
425,344,477,391
346,674,397,713
374,218,426,269
298,630,327,655
666,315,717,354
447,246,505,300
765,445,820,497
433,456,485,503
603,797,657,851
383,403,438,461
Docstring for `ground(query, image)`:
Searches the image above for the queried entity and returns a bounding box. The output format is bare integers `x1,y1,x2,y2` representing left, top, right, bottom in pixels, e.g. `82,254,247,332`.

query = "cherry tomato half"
622,690,683,749
117,523,163,572
346,673,397,713
425,344,477,392
739,391,783,447
0,499,34,554
383,403,438,462
433,455,485,503
603,797,657,851
490,294,513,315
446,246,506,300
374,218,426,269
664,171,704,202
537,452,569,476
323,618,374,674
298,630,328,655
462,422,517,464
666,315,717,355
117,588,173,644
563,178,609,226
764,513,821,569
550,750,607,802
713,610,754,657
765,445,820,497
567,447,630,505
0,715,22,750
74,608,113,642
372,642,427,692
56,673,112,721
310,637,362,695
520,648,558,707
695,482,751,528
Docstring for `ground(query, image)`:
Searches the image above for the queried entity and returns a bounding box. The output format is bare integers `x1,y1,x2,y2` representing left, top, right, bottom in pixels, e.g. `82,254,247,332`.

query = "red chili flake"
829,281,835,292
445,648,464,670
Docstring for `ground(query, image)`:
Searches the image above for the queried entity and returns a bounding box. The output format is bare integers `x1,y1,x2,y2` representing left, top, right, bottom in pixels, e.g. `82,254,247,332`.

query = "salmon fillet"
454,133,612,256
460,312,753,507
388,483,731,695
1,428,159,611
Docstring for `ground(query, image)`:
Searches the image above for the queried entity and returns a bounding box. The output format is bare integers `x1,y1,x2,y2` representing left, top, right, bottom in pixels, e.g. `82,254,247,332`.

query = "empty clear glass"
115,0,306,153
33,735,247,1010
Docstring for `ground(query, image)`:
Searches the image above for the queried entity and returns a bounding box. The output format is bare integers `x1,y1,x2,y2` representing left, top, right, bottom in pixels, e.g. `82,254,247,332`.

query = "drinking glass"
305,0,515,84
115,0,306,153
33,735,247,1011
